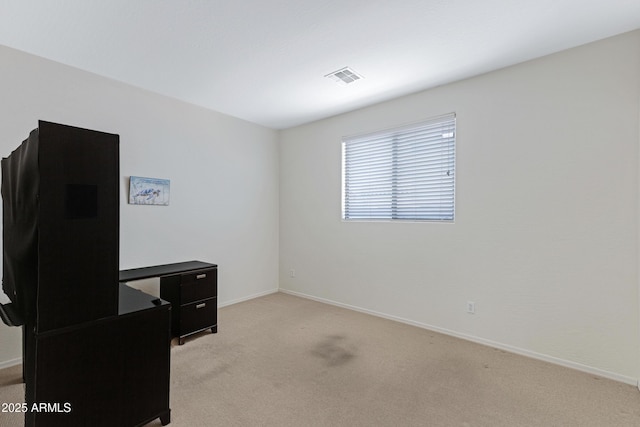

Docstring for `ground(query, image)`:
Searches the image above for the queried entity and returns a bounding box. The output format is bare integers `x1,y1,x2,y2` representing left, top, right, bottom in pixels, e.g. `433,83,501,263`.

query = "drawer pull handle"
196,274,207,279
196,303,206,309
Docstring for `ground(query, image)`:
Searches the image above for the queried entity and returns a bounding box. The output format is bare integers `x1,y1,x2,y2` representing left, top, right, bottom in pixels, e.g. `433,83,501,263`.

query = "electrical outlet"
466,301,475,314
289,269,295,278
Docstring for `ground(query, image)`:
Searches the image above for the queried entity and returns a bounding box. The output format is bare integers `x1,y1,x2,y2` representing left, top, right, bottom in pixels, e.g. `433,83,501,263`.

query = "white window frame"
342,113,456,222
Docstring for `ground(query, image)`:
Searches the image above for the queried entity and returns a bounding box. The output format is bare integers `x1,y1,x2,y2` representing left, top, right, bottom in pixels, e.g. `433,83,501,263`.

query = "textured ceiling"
0,0,639,129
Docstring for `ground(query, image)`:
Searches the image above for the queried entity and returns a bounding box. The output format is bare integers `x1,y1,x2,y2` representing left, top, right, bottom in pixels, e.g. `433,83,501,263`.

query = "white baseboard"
218,288,279,308
4,287,635,387
279,288,638,387
0,357,21,370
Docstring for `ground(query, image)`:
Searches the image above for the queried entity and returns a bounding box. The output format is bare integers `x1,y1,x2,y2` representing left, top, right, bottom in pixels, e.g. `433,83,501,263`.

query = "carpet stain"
311,335,355,367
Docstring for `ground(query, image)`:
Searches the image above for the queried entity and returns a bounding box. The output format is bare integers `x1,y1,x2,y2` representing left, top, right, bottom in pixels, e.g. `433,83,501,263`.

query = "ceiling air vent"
325,67,363,85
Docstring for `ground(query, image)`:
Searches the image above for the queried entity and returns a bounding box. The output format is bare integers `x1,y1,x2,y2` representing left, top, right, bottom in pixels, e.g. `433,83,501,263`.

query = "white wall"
0,45,280,365
279,31,640,383
1,30,639,385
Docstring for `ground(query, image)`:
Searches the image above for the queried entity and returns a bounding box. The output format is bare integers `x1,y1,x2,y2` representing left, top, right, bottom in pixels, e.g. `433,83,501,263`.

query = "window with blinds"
342,113,455,221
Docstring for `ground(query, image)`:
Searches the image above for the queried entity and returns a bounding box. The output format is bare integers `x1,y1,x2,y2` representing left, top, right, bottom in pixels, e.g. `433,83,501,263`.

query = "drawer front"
180,269,217,303
180,298,217,334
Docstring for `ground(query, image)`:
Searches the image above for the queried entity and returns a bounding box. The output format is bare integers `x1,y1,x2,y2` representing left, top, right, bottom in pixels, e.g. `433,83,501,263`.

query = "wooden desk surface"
119,260,217,282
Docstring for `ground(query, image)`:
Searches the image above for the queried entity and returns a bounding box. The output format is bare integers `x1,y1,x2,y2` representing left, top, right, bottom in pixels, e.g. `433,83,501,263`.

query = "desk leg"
160,410,171,426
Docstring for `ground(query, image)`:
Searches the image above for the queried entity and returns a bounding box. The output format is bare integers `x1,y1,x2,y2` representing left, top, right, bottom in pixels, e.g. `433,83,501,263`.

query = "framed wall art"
129,176,170,206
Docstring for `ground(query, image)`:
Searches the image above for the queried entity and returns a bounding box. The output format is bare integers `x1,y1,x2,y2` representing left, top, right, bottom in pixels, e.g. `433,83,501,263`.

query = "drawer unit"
160,266,217,345
180,297,217,334
180,271,217,303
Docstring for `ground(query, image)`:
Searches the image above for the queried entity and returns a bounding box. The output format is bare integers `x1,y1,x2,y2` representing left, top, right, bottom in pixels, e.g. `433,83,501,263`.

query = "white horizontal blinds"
343,114,455,221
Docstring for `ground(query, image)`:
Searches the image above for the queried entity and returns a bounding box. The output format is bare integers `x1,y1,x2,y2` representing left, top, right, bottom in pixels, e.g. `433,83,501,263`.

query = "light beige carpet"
1,292,640,426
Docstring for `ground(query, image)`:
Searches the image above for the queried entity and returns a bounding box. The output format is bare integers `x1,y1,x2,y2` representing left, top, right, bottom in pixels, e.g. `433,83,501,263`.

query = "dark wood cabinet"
0,122,171,426
26,284,171,427
2,121,120,334
120,261,218,345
